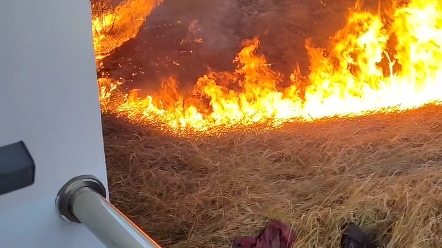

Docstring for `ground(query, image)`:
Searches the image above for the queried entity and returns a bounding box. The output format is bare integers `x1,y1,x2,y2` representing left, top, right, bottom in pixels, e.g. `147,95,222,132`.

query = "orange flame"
92,0,162,59
97,0,442,133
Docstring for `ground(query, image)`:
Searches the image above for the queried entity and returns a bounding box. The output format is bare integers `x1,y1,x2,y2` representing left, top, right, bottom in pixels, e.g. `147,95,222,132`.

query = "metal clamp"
56,175,161,248
56,175,106,223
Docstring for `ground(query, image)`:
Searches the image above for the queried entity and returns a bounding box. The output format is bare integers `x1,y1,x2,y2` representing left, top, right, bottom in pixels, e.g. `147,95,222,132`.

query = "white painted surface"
0,0,107,247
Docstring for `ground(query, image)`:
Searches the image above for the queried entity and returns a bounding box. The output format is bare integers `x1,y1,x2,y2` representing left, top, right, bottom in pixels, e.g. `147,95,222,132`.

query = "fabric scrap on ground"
341,222,377,248
232,220,296,248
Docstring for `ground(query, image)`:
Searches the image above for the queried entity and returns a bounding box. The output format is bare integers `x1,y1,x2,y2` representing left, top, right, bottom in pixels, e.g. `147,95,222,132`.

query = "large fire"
95,0,442,133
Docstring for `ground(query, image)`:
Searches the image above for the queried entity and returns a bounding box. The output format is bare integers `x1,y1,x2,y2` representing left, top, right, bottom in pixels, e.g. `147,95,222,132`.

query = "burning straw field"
94,0,442,247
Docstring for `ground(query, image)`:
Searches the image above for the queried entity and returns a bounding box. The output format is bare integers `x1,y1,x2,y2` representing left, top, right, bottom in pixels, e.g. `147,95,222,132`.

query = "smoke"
96,0,356,94
97,0,248,94
186,0,240,53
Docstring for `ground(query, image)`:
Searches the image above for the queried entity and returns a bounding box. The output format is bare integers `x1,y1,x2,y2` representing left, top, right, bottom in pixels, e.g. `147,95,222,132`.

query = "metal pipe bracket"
56,175,107,223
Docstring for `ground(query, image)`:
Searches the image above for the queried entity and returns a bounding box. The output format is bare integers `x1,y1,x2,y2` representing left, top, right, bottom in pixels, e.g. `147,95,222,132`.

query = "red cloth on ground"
233,220,296,248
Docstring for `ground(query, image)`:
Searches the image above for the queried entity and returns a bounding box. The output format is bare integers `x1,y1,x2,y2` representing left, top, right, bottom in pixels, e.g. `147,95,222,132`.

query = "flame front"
97,0,442,133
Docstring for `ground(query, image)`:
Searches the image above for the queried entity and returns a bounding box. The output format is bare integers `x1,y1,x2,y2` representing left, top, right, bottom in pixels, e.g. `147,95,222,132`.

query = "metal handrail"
56,175,161,248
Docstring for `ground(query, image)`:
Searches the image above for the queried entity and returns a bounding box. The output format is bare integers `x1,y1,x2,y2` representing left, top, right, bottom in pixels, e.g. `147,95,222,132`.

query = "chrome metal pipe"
56,175,161,248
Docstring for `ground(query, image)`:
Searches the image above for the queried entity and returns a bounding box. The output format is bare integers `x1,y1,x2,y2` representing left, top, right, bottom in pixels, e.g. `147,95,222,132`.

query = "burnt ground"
99,0,382,96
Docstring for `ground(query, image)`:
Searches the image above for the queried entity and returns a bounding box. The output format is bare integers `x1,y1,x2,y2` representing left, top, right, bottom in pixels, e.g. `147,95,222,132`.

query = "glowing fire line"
96,0,442,132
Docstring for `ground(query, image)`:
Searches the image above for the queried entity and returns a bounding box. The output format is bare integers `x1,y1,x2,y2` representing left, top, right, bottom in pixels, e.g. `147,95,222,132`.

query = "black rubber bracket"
0,141,36,196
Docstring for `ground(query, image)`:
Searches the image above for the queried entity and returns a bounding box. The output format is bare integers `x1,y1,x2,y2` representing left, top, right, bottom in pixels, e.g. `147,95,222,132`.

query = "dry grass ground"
98,0,442,247
104,105,442,247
